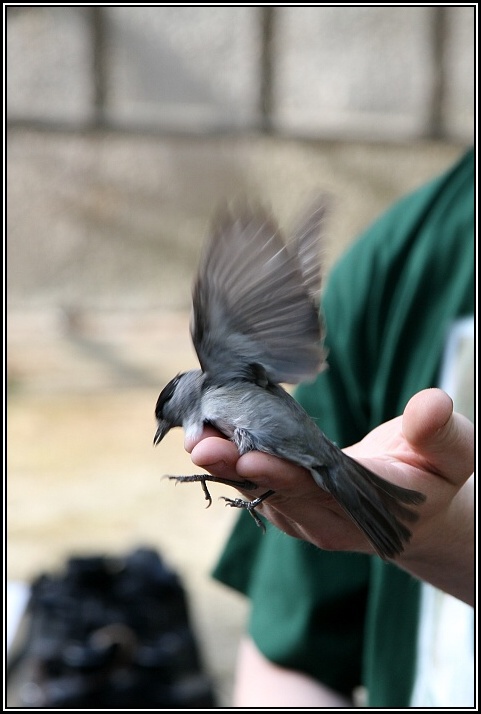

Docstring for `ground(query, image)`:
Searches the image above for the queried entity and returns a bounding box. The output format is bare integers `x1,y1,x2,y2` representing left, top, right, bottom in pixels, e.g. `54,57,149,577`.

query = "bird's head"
153,370,204,446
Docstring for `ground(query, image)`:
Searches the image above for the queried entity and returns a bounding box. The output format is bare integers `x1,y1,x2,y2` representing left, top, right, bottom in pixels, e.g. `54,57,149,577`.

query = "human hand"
186,389,474,603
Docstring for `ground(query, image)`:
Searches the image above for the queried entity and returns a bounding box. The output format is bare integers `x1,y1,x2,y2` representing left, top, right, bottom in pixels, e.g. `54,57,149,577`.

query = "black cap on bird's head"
153,373,185,446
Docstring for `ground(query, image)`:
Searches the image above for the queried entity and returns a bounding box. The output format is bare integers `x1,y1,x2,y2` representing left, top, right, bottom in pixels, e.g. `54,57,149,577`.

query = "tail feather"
315,454,426,560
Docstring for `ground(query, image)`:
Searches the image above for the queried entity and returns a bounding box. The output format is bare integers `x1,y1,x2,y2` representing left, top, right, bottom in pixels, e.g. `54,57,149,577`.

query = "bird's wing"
191,200,328,384
291,198,329,305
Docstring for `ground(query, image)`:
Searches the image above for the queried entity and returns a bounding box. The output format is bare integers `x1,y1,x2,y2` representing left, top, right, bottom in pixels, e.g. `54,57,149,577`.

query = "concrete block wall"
7,6,474,140
6,6,474,311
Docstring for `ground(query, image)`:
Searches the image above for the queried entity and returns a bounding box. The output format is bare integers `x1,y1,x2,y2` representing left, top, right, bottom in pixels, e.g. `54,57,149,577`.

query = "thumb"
402,388,474,486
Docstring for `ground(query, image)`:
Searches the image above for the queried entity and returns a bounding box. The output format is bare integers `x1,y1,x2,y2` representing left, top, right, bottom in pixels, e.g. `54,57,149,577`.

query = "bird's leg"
221,489,276,532
165,474,258,508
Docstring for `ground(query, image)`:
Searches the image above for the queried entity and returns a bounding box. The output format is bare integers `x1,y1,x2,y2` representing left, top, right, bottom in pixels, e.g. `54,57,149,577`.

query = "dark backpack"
8,547,217,708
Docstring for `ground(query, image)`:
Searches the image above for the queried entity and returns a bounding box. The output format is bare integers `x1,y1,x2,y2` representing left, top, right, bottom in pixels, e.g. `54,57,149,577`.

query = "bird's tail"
315,455,426,560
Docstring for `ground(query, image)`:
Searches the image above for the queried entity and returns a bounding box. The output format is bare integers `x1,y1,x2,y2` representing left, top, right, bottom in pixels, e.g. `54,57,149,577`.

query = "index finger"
184,425,226,453
190,435,241,481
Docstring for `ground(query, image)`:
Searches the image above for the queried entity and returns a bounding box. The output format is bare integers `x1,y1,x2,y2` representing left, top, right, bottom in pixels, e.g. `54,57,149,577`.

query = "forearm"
232,636,352,708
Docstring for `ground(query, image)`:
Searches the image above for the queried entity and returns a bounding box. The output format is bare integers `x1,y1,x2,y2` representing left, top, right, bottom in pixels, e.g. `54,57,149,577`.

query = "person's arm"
186,389,474,605
232,635,352,707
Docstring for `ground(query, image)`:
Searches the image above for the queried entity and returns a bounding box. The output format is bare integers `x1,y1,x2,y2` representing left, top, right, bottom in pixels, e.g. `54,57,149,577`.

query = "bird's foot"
221,490,276,532
166,474,258,508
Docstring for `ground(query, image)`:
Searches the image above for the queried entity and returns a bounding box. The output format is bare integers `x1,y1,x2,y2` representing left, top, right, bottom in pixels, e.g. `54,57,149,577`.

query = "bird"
153,198,426,560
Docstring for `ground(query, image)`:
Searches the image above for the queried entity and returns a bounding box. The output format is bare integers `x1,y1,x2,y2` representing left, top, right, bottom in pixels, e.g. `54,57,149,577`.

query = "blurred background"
6,5,474,707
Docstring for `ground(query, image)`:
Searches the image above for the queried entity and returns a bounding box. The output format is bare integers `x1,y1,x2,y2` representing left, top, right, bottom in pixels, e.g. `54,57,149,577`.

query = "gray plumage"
154,199,425,560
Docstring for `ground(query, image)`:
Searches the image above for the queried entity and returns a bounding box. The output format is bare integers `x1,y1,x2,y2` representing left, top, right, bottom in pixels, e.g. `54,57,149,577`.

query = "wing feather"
191,200,328,384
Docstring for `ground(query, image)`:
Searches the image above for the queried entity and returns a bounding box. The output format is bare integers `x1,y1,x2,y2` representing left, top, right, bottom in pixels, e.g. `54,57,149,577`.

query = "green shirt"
213,148,474,706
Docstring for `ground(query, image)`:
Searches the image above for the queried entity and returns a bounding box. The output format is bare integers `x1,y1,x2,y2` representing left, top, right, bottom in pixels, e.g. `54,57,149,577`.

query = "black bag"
8,547,217,708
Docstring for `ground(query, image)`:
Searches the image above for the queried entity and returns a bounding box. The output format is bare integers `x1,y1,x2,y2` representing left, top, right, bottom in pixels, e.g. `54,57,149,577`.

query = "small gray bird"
154,200,425,559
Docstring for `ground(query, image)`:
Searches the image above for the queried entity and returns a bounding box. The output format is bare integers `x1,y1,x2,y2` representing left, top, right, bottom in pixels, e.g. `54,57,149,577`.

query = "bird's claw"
166,474,275,531
221,495,266,531
221,490,275,532
167,474,213,507
166,473,260,510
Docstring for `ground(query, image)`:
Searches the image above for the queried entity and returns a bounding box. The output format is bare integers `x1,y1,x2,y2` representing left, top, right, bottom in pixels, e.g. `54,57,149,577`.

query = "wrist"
396,476,474,606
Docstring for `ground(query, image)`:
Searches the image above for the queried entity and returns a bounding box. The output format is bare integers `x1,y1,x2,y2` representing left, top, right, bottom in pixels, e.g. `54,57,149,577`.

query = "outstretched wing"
291,198,329,305
191,200,328,384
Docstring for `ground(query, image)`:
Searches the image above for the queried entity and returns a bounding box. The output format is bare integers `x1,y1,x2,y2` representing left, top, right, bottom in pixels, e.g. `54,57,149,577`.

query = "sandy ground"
6,309,250,707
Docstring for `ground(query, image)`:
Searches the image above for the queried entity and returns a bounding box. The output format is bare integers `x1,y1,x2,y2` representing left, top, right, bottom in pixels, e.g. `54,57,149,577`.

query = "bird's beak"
153,420,170,446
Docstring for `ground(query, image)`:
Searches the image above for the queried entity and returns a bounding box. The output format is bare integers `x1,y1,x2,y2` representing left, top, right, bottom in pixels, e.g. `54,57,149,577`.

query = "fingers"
236,451,312,491
402,388,474,484
184,425,225,453
190,436,241,480
188,432,311,492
